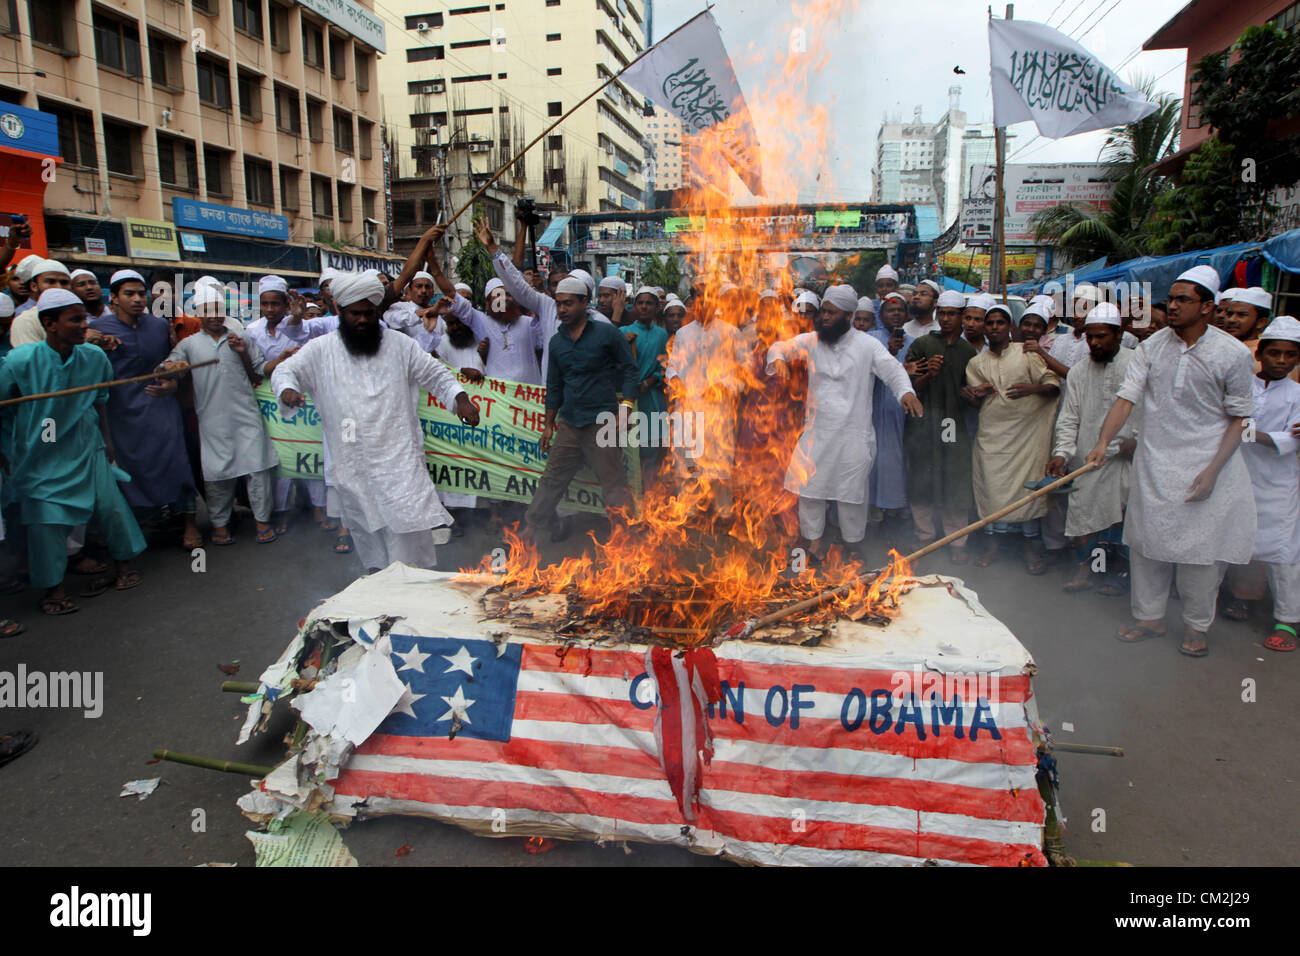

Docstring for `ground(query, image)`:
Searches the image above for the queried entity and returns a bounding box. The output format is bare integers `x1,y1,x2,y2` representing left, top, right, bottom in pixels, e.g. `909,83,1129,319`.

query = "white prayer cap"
1259,315,1300,344
967,293,997,312
70,269,96,282
652,287,664,297
1215,289,1232,304
568,269,596,296
485,277,505,298
411,271,434,283
759,289,778,301
1020,299,1051,324
36,288,85,313
987,303,1013,322
876,264,899,282
195,274,222,287
918,278,942,296
109,269,146,290
1084,302,1122,327
882,292,908,305
555,277,590,297
31,259,70,279
936,290,965,309
633,286,658,301
318,267,341,286
856,296,876,314
1029,293,1056,317
0,294,12,318
819,285,856,313
792,287,808,297
719,282,740,295
1233,287,1272,311
189,283,225,311
1175,265,1220,296
665,299,686,313
330,271,385,309
454,282,472,296
14,255,44,282
794,291,821,312
598,275,625,293
1072,283,1104,304
258,275,288,295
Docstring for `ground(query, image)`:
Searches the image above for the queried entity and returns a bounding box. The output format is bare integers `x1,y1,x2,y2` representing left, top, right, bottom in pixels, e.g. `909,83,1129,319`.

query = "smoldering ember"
0,0,1296,883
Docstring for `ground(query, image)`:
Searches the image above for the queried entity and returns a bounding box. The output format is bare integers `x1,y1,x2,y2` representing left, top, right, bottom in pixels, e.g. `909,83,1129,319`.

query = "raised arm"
478,218,552,318
385,223,447,312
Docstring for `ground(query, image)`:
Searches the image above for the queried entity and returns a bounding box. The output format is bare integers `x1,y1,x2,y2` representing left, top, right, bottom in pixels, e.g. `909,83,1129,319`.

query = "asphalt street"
0,505,1293,867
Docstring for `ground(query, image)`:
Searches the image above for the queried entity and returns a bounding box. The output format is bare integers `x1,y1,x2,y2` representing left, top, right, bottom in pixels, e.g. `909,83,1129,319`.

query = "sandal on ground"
78,577,112,599
319,518,339,533
273,515,290,536
1263,623,1297,653
0,619,26,639
1095,582,1128,598
0,578,25,596
115,569,142,591
0,728,37,766
1063,569,1094,592
1116,622,1165,643
1221,598,1251,622
40,596,79,616
1178,629,1209,657
1025,554,1047,576
210,529,235,546
68,555,107,576
255,527,278,544
334,534,354,554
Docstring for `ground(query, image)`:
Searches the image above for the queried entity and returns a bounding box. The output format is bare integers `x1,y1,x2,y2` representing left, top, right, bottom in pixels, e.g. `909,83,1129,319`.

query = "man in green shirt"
904,290,978,562
627,287,669,471
522,277,640,542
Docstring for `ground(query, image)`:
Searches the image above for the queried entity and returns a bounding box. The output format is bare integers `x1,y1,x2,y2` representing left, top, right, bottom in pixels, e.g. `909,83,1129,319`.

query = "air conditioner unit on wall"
362,218,378,250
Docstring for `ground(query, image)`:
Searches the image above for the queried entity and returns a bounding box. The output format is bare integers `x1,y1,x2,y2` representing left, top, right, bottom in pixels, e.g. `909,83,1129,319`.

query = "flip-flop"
1221,599,1251,622
1263,623,1296,653
68,556,108,576
0,619,26,639
334,534,354,554
210,530,235,546
1116,622,1165,643
78,577,112,598
1178,632,1209,657
40,596,79,616
0,728,37,767
256,528,278,544
115,570,142,591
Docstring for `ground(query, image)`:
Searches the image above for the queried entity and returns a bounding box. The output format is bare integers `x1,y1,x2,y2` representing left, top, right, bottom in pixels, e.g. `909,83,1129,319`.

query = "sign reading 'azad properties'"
296,0,386,53
172,198,290,241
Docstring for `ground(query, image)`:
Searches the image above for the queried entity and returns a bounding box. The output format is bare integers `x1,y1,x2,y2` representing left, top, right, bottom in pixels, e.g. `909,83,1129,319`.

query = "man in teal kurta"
0,289,145,614
627,287,669,468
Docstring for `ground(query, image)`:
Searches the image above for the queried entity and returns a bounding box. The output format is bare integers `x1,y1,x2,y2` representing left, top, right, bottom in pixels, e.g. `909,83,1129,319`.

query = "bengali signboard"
172,198,291,241
960,163,1115,245
253,374,641,514
295,0,386,53
124,217,181,261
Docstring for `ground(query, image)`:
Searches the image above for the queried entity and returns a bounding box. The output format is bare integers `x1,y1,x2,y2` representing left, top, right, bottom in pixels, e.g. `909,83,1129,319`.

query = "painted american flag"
329,630,1047,867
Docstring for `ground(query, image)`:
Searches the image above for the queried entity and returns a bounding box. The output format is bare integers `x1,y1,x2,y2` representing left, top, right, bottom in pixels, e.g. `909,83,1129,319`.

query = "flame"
461,0,911,642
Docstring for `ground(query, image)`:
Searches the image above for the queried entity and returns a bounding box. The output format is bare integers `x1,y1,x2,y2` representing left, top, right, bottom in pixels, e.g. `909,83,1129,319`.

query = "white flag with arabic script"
989,18,1157,138
621,11,765,196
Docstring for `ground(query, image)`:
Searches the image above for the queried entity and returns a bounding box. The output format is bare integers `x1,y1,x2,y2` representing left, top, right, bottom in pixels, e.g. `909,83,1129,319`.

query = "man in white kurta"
1048,303,1141,593
1234,316,1300,652
1087,266,1257,655
271,273,479,572
766,284,921,556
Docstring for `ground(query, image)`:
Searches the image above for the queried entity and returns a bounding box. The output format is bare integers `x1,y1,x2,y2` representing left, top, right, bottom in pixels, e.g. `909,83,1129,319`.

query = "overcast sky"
651,0,1191,203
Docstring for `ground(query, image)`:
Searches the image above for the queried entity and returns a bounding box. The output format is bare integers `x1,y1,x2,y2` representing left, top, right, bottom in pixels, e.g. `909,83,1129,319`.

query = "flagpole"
444,7,717,228
992,4,1013,303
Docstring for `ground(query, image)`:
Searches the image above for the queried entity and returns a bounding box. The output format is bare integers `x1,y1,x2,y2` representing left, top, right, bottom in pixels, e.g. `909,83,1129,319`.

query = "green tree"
1028,77,1181,265
941,264,982,289
641,254,682,296
454,209,496,304
831,251,887,292
1145,139,1256,255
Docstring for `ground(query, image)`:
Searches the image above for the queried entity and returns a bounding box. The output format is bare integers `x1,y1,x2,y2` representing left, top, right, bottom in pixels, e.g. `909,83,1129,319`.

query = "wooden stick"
0,359,218,408
152,749,273,777
740,462,1100,636
1053,742,1124,757
220,681,261,694
444,8,714,228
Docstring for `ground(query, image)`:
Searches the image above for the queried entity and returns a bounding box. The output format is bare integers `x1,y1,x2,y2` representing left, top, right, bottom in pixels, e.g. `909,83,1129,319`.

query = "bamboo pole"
737,461,1100,637
220,681,261,694
0,360,218,409
1053,742,1124,757
153,749,274,777
442,8,715,229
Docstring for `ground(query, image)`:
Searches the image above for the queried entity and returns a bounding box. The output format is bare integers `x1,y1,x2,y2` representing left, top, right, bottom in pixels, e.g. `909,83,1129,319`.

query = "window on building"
548,135,562,151
1269,1,1300,32
420,198,438,222
232,0,263,38
303,21,325,69
93,11,142,76
451,38,490,49
547,67,561,76
102,120,140,176
449,4,489,13
29,0,76,50
237,71,262,122
337,182,353,221
196,55,231,109
191,0,216,15
409,79,444,94
546,33,560,41
274,84,301,134
410,111,447,128
148,32,180,88
312,175,334,217
482,198,503,230
405,12,443,29
333,109,353,153
245,157,274,205
156,132,198,189
354,49,371,91
357,119,373,160
329,34,347,79
452,73,491,84
393,200,415,225
0,0,18,36
546,0,560,6
362,189,377,222
407,46,444,62
269,2,289,50
279,166,300,210
548,101,562,117
46,103,97,168
306,98,324,142
204,145,231,195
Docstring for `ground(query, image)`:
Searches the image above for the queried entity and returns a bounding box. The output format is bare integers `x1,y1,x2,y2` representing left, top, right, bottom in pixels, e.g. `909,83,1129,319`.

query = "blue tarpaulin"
1261,228,1300,274
1008,240,1270,298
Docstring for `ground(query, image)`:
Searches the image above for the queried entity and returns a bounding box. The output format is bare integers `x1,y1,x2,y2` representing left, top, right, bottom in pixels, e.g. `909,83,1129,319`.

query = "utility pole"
992,3,1013,300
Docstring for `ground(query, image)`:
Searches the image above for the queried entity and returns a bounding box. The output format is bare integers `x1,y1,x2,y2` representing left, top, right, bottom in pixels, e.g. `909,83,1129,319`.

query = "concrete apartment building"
378,0,649,257
871,90,969,230
644,104,683,192
0,0,393,285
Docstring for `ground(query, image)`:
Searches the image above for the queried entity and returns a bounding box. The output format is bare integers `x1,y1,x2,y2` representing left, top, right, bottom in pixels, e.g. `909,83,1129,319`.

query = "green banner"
664,216,705,234
253,374,641,514
814,209,861,229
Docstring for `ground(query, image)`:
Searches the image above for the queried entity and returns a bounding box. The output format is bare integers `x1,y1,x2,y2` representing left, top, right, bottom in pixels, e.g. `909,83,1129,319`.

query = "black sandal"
334,534,354,554
0,619,26,639
40,596,79,616
0,728,38,767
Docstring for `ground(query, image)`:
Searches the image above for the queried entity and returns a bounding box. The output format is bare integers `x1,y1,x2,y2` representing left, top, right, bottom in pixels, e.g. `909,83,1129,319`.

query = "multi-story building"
871,89,969,229
1,0,392,286
959,122,1015,202
378,0,649,256
644,105,683,192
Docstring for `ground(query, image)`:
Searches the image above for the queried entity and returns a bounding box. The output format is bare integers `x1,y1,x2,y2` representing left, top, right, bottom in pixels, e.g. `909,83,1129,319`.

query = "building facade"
2,0,390,284
644,105,683,192
871,92,968,230
378,0,649,256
